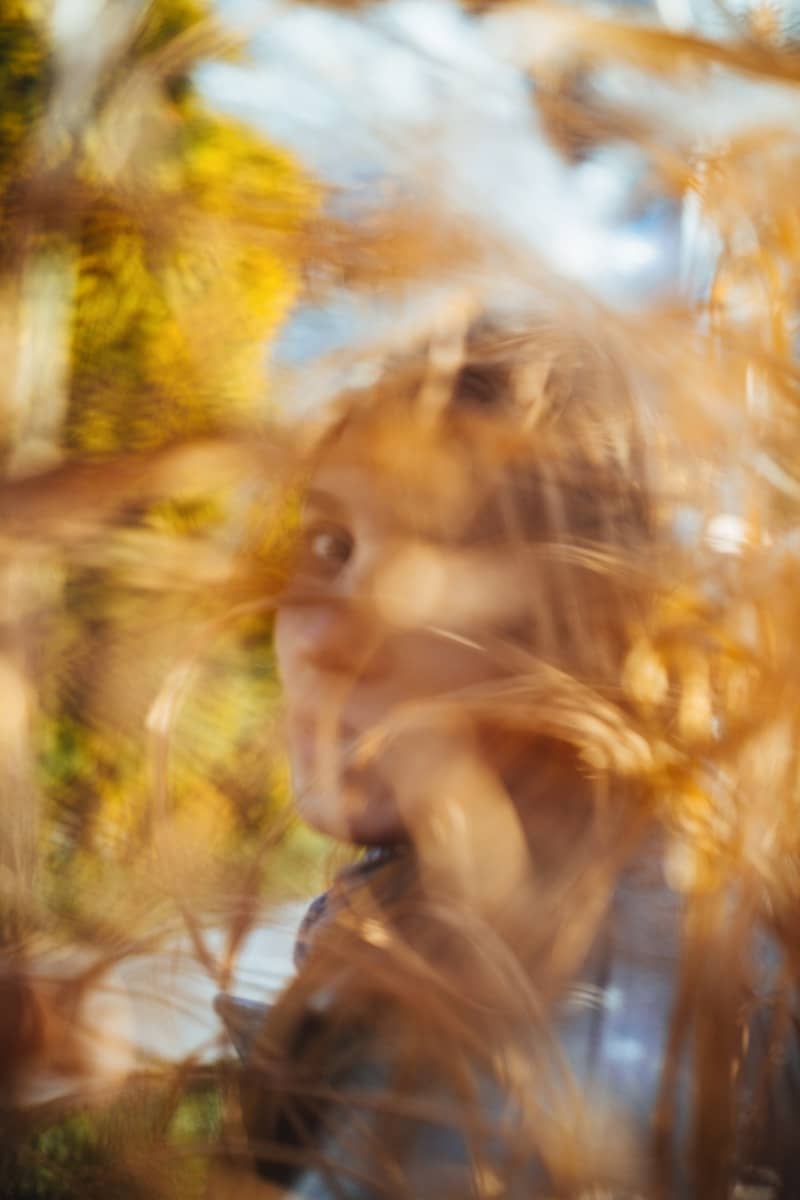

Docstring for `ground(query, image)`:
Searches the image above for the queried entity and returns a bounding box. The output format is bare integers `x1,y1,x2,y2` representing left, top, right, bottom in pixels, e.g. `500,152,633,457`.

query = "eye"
302,521,354,578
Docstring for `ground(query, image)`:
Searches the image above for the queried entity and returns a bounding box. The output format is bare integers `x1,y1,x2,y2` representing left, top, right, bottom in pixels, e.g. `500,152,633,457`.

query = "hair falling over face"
234,313,800,1200
6,3,800,1197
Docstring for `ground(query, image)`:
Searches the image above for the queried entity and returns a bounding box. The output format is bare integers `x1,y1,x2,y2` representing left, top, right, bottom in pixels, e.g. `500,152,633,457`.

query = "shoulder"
235,864,800,1198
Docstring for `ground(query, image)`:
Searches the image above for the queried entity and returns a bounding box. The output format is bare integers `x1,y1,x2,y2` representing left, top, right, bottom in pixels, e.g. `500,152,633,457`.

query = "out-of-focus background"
2,0,800,1194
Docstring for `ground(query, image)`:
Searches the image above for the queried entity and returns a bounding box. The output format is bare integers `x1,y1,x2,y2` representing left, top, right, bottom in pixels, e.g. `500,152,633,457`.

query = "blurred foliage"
0,3,49,185
0,0,324,1108
0,0,319,889
67,114,305,452
1,1075,223,1198
3,0,800,1195
0,0,325,1188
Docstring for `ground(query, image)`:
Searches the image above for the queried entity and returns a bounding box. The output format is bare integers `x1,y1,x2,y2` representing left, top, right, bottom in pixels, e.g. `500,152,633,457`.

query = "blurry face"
274,421,535,844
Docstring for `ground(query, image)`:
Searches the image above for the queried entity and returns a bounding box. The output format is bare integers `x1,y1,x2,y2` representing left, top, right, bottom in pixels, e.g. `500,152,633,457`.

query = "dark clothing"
220,853,800,1199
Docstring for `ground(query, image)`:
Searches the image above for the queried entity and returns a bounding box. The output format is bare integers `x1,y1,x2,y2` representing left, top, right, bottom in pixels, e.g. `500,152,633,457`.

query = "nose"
275,597,390,680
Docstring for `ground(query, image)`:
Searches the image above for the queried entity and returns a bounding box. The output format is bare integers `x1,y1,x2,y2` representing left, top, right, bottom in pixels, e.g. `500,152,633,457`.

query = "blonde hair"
238,315,798,1199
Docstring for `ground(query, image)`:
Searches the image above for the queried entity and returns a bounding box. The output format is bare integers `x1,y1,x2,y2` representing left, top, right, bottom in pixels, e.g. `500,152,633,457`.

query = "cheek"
393,634,498,699
274,606,315,692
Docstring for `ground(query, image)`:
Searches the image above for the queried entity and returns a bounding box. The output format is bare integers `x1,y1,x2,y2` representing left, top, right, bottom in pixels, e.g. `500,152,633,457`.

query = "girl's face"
274,420,536,844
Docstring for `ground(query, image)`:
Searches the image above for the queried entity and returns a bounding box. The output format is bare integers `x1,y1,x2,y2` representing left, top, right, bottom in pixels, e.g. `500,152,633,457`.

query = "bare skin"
275,428,539,849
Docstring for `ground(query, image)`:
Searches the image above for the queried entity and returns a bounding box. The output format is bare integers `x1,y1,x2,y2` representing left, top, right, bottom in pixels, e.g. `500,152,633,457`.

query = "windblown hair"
234,314,800,1199
289,315,652,684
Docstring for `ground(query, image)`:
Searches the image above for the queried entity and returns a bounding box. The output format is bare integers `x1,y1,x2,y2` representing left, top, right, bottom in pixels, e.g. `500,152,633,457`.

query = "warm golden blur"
3,0,800,1196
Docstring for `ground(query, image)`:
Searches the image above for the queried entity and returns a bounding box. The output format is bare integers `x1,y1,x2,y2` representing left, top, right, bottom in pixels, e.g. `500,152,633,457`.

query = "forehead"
307,413,494,540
